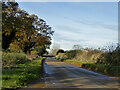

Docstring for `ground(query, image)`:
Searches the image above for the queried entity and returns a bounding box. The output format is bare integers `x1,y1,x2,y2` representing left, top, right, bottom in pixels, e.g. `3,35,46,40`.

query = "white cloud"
50,21,118,50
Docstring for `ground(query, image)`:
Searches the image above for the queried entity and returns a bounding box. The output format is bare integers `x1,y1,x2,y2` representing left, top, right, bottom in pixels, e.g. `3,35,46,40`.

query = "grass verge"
61,59,120,78
2,57,45,89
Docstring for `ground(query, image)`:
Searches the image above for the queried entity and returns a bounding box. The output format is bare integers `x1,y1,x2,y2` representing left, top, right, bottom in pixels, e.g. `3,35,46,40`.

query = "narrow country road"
43,57,119,88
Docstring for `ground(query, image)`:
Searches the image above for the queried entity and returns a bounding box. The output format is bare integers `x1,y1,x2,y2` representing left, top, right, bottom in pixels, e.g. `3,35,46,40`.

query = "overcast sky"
18,2,118,50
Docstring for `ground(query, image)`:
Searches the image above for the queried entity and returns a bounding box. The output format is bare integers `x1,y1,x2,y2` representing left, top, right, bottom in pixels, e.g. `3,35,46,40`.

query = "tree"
72,44,83,50
56,49,64,55
13,13,53,54
2,1,54,54
35,45,46,56
2,2,20,50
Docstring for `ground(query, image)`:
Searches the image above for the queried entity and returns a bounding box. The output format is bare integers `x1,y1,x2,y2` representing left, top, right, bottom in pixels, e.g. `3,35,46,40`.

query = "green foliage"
2,52,28,68
65,50,82,59
2,59,43,89
96,51,120,65
96,44,120,66
36,45,46,56
81,64,120,77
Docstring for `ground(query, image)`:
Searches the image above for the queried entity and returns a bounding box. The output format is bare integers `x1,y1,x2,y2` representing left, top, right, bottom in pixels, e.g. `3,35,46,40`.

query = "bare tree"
72,44,83,50
102,43,117,52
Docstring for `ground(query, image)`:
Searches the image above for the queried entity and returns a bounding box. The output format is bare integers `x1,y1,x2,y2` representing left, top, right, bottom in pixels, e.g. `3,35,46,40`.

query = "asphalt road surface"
43,57,119,88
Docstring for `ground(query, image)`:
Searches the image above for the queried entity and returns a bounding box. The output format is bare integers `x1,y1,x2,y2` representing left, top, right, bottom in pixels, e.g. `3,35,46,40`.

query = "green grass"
63,59,120,78
2,57,45,89
64,59,88,64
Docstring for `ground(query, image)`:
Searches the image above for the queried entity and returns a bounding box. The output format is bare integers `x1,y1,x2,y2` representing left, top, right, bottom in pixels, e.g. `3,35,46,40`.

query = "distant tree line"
2,2,54,55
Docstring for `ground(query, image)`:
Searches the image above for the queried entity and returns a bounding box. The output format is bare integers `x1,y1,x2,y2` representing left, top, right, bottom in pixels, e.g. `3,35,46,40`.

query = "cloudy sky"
18,2,118,50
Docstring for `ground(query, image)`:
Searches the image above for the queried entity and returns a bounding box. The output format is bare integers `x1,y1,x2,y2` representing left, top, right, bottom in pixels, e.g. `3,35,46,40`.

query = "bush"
96,49,120,66
65,50,82,59
2,52,28,68
65,49,102,63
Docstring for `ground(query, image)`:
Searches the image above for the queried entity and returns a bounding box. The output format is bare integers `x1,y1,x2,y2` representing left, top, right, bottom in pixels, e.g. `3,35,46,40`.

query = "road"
43,57,119,88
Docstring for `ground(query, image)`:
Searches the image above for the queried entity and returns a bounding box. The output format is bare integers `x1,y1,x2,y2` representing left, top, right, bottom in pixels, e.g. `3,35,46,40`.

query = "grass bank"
56,58,120,79
2,57,45,89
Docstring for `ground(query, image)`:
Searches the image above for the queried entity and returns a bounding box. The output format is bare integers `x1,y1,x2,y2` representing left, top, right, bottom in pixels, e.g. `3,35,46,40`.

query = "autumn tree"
13,12,53,54
2,2,20,50
2,1,54,54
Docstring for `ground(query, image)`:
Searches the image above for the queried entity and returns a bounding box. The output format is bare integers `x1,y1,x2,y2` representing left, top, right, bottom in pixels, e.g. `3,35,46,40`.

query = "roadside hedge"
2,52,28,68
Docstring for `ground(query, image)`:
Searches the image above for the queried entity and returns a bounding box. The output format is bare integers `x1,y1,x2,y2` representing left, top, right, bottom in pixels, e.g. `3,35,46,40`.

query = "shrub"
96,49,120,66
65,50,81,59
65,49,102,63
2,52,28,68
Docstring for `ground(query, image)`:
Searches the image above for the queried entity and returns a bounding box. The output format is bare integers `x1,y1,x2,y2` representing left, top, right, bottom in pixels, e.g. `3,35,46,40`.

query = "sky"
18,2,118,50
